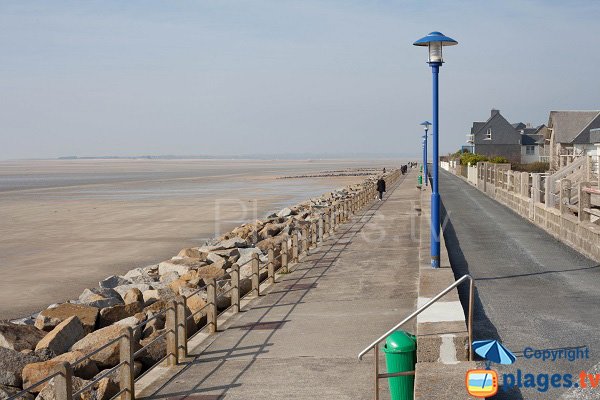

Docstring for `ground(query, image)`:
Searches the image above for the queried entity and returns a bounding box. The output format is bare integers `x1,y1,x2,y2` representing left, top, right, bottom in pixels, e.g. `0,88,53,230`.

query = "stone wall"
460,163,600,262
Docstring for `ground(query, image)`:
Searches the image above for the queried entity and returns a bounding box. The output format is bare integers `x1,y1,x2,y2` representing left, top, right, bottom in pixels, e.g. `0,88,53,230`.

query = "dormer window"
485,128,492,140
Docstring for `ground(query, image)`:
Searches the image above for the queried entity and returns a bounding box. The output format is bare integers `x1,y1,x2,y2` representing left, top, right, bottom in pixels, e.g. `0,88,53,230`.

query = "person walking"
377,176,386,200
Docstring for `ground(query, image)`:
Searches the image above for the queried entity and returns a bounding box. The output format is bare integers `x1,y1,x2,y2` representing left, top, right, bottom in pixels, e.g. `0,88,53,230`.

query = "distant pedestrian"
377,177,386,200
383,167,386,173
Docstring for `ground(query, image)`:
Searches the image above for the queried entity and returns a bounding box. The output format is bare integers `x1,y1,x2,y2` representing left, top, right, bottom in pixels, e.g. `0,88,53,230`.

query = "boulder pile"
2,169,397,399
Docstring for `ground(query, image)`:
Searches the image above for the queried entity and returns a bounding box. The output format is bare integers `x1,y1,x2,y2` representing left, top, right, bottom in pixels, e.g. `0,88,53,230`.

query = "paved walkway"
441,170,600,400
139,170,422,400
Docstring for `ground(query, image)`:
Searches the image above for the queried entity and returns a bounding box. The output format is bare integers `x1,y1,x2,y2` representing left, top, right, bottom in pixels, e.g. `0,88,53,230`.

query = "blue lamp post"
420,121,431,186
413,32,457,269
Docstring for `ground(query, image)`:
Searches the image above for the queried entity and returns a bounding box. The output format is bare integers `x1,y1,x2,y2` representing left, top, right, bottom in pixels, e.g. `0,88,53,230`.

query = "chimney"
491,109,500,118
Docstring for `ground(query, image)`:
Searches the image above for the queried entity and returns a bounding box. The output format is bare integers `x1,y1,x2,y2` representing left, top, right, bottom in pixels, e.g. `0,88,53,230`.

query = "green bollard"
383,330,416,400
417,175,423,186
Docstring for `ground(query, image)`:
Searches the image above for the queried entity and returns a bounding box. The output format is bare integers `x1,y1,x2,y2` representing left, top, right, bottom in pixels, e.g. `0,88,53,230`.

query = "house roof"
521,133,545,145
548,111,600,144
471,122,485,134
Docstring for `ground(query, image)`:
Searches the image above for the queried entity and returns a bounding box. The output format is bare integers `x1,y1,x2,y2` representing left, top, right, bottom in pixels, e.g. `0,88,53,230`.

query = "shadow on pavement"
441,200,525,400
142,175,407,399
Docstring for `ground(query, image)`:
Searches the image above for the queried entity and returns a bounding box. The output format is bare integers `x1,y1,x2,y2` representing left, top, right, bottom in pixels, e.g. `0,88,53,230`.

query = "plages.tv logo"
465,339,516,398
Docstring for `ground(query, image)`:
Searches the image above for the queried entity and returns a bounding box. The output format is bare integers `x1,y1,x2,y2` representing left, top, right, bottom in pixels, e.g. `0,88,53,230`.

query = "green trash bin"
383,330,416,400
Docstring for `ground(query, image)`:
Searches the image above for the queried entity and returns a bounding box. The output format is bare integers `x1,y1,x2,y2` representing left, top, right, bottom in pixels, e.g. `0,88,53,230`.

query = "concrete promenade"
138,170,422,399
441,170,600,400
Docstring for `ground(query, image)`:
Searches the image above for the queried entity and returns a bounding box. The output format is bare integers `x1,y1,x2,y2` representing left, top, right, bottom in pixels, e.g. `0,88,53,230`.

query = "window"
485,128,492,140
526,145,535,155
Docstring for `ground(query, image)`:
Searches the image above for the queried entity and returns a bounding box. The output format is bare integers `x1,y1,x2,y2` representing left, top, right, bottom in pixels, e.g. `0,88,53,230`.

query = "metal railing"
357,274,474,400
9,169,402,400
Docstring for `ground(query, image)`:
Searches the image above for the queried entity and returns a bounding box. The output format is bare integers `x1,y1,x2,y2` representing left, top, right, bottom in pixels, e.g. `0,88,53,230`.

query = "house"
547,110,600,169
467,109,546,164
515,123,549,164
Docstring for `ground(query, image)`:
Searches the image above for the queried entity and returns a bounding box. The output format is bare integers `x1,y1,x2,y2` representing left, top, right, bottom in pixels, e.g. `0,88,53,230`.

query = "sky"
0,0,599,160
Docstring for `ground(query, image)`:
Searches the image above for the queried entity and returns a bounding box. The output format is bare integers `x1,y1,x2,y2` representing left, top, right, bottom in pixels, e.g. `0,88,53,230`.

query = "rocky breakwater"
1,169,399,400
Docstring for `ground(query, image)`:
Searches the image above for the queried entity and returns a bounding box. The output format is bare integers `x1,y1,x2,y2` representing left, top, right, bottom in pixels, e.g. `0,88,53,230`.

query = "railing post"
344,200,349,221
176,295,187,360
318,215,324,242
532,173,541,203
231,263,240,313
267,246,275,284
53,362,73,400
119,327,135,400
301,226,309,256
579,182,591,222
311,221,317,247
291,232,298,263
521,172,529,197
251,253,260,297
329,207,335,233
560,178,571,215
281,240,288,273
165,300,178,366
207,278,217,333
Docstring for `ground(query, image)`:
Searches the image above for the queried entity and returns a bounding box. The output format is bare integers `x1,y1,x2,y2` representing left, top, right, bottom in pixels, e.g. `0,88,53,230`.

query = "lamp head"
413,32,457,63
420,120,432,133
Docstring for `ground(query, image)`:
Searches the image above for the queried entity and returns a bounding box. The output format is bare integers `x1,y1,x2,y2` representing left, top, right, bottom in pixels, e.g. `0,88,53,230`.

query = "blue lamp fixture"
413,32,457,269
420,121,432,187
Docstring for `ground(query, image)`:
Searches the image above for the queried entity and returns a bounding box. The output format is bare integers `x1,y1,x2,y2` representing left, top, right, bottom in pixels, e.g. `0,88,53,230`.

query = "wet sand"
0,159,397,319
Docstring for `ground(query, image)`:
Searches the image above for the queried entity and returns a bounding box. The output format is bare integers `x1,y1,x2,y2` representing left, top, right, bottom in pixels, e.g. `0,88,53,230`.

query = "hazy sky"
1,0,599,160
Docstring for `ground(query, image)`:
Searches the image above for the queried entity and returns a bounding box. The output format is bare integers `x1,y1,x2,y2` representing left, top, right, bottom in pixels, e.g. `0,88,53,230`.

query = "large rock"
98,302,144,328
176,248,208,259
35,316,85,356
35,376,90,400
1,384,34,400
78,288,122,309
215,237,247,249
70,324,140,368
112,284,153,300
137,332,166,370
186,294,207,325
123,288,144,305
212,248,240,259
277,207,293,217
159,271,180,284
22,351,99,392
35,303,98,334
123,268,156,285
79,288,120,302
180,264,225,287
80,377,119,400
168,279,192,295
141,314,165,339
0,322,46,351
256,235,285,252
10,315,36,326
237,248,266,267
98,275,131,289
158,261,192,276
142,289,160,306
0,347,47,387
258,223,286,240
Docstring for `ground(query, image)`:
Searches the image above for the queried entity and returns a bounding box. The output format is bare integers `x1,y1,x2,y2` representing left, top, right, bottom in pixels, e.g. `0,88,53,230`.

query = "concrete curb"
414,183,471,399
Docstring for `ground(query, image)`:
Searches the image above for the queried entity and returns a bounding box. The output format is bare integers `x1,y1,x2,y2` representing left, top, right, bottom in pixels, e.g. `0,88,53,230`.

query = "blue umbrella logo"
473,339,516,368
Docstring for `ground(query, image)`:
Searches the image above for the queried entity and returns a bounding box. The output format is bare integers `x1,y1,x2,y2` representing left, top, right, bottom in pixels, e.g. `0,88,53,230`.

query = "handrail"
358,274,474,360
7,372,59,400
9,171,395,400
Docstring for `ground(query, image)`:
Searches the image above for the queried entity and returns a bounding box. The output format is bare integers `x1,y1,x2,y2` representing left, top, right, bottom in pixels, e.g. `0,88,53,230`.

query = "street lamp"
413,31,457,269
420,121,432,186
